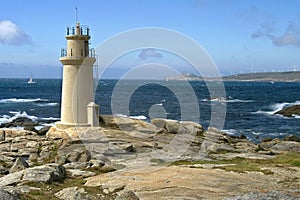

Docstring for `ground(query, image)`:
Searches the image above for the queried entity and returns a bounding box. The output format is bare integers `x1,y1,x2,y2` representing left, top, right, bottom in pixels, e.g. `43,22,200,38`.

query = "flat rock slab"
55,187,91,200
0,164,66,186
85,165,300,200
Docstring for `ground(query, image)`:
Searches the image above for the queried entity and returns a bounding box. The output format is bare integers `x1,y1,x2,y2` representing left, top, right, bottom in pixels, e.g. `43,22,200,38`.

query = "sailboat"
27,73,35,84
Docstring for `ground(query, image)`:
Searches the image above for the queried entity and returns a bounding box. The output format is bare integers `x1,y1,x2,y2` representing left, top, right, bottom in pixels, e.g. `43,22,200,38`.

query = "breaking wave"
115,114,147,120
0,98,47,103
36,102,58,107
0,111,60,125
253,100,300,116
202,97,253,103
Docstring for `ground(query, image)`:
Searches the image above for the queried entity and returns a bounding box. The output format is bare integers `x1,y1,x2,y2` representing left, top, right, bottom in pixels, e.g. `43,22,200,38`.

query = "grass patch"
20,178,106,200
272,152,300,167
170,157,245,166
170,152,300,175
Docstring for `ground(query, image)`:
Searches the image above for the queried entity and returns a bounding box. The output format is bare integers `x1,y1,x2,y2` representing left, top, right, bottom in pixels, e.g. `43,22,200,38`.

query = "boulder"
116,190,140,200
0,166,9,175
270,141,300,152
4,129,36,138
99,115,159,134
200,127,236,154
22,164,66,183
57,140,91,164
38,126,51,136
67,169,96,178
9,157,29,173
164,119,180,134
0,117,38,128
151,118,166,129
99,115,115,127
24,126,39,134
179,121,204,136
284,135,300,142
55,187,91,200
88,159,105,168
0,171,23,186
275,105,300,117
151,118,204,135
0,189,18,200
63,162,88,169
46,127,70,140
259,139,279,150
0,164,66,186
259,139,300,152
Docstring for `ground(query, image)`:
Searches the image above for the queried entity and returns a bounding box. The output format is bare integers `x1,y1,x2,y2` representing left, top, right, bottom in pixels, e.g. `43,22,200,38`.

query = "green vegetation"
21,165,119,200
170,152,300,175
223,71,300,82
20,178,103,200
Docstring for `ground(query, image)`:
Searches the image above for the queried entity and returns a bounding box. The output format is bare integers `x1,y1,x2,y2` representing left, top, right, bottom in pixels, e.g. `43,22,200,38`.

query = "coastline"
165,71,300,82
0,115,299,199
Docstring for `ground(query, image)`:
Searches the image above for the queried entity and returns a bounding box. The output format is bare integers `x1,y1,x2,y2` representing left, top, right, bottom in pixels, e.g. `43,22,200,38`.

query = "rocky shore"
0,115,299,199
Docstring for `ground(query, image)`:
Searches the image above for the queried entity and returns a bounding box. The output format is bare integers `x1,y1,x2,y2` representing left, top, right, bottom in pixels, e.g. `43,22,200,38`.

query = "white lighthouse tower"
56,21,99,129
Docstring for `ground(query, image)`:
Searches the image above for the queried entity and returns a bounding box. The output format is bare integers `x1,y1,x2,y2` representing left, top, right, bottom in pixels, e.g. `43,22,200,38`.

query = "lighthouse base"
55,121,92,129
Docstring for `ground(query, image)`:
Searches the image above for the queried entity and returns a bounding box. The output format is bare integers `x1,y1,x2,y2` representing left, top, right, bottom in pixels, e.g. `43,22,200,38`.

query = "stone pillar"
87,102,99,127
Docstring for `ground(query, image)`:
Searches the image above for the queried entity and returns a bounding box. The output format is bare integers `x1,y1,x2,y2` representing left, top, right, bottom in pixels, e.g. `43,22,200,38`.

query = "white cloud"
252,23,300,48
0,20,31,46
138,48,162,60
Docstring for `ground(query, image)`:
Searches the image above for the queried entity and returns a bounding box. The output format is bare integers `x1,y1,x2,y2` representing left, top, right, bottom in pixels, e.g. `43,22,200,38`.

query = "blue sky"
0,0,300,78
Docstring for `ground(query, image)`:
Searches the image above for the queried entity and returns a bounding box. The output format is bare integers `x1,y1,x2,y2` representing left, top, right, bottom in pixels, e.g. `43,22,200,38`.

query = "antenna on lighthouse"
75,6,78,23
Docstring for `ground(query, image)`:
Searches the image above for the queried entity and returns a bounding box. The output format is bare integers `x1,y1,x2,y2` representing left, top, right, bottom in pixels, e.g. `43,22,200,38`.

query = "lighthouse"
56,21,99,129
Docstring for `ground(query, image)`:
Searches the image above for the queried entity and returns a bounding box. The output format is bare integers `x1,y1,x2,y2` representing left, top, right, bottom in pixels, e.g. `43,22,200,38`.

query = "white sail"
27,73,35,84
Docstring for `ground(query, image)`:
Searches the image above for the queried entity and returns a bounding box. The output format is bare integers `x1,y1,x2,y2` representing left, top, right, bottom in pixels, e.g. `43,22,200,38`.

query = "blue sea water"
0,78,300,142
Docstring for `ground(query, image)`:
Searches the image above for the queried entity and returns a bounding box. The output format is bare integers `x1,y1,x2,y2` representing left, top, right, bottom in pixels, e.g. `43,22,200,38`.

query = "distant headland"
166,71,300,82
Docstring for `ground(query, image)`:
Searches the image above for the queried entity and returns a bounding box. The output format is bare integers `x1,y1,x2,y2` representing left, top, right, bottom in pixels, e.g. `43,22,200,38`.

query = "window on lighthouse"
84,41,89,57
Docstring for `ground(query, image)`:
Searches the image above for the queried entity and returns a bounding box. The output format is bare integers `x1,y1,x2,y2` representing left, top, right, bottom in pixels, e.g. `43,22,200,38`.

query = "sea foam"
0,98,47,103
253,100,300,117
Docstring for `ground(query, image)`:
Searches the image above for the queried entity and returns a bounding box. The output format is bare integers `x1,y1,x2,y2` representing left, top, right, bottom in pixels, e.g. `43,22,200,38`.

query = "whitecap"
269,102,290,113
225,99,254,103
222,129,238,135
292,114,300,119
40,117,60,121
202,98,253,103
0,115,11,124
0,98,47,103
114,114,128,118
10,111,38,121
34,126,44,130
113,114,147,120
0,111,38,125
130,115,147,120
41,122,55,127
36,102,58,107
251,131,263,136
252,101,300,119
253,100,300,117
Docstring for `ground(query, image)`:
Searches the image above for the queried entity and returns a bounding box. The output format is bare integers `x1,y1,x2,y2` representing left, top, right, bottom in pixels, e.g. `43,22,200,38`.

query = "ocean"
0,79,300,142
